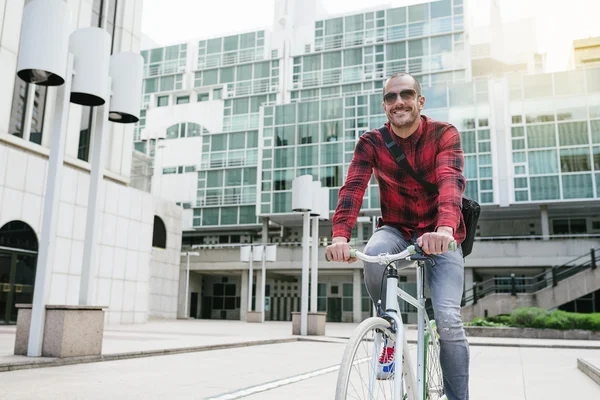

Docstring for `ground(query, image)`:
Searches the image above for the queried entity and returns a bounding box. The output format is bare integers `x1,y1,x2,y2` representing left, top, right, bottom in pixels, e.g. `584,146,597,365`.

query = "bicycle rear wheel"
423,321,446,400
335,317,415,400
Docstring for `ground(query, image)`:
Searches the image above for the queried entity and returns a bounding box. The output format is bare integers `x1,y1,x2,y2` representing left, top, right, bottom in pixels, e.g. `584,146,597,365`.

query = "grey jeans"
363,225,470,400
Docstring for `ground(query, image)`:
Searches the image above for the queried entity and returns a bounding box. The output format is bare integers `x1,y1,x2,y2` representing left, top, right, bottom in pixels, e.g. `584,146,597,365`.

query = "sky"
141,0,600,72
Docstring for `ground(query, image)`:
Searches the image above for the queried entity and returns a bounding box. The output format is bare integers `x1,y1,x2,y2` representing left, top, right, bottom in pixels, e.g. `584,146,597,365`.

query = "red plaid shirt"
332,115,466,244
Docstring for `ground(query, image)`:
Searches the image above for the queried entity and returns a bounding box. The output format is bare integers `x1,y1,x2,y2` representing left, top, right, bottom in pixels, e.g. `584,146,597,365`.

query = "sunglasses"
383,89,419,105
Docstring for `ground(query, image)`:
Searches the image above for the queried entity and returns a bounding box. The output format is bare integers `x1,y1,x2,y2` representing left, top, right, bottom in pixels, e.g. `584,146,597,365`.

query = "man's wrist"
436,226,454,235
332,236,348,244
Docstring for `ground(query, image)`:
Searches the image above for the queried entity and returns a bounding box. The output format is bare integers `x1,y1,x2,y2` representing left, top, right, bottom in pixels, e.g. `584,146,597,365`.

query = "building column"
240,270,249,321
353,269,362,322
464,267,474,306
260,217,269,321
541,204,550,240
177,268,187,319
255,269,263,317
356,222,364,244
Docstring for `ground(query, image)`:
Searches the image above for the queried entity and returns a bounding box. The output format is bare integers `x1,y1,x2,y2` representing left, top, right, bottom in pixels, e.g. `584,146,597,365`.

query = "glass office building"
135,0,600,234
135,0,600,321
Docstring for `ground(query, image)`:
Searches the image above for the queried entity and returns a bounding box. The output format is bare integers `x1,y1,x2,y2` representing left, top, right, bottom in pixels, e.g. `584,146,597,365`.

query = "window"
198,92,209,102
157,96,169,107
552,219,587,235
430,0,452,18
152,216,167,248
342,283,353,312
212,283,237,310
176,96,189,104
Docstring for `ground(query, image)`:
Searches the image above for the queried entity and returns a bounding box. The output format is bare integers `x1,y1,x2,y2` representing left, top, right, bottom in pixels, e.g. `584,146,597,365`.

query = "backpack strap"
379,125,438,194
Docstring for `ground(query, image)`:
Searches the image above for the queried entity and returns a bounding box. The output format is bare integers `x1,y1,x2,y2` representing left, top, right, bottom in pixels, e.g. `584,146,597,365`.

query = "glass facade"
292,0,465,99
509,67,600,202
136,0,600,231
193,129,260,227
261,79,494,216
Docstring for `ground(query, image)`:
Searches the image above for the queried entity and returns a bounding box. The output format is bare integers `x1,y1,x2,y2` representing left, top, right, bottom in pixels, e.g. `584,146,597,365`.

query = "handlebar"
326,241,457,265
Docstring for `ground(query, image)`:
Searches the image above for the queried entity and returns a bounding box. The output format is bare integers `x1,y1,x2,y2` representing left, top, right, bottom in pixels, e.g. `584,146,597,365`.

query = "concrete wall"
148,200,182,319
462,293,536,321
465,239,600,268
0,140,182,324
536,266,600,311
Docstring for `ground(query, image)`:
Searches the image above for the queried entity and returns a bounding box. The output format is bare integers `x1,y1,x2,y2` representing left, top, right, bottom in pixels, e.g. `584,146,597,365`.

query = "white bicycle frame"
350,245,445,400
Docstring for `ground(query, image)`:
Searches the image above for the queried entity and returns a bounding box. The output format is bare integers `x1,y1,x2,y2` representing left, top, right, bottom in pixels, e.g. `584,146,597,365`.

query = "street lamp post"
292,175,313,336
16,0,143,357
309,181,322,313
311,186,330,313
181,251,200,318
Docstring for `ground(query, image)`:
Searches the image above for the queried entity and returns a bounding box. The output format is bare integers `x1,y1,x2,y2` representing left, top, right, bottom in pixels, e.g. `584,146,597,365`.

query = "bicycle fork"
384,267,405,400
416,261,426,400
383,262,425,400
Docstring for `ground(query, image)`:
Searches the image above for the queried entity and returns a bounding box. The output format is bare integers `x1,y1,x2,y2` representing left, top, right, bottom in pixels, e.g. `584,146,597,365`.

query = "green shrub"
469,308,600,331
509,307,549,328
466,317,507,327
567,312,600,331
487,314,510,325
506,308,600,331
540,310,571,330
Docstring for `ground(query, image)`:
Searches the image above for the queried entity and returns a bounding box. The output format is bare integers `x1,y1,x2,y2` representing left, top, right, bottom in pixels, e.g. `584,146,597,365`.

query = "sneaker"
376,339,395,380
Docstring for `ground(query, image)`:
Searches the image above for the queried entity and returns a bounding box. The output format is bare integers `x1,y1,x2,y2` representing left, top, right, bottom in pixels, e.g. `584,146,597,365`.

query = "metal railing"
196,192,256,207
295,53,465,88
461,247,599,306
197,48,265,69
314,17,459,52
223,78,275,97
144,60,186,77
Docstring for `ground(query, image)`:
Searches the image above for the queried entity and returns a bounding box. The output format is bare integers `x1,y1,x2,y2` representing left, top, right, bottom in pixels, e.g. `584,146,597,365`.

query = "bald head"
383,72,422,97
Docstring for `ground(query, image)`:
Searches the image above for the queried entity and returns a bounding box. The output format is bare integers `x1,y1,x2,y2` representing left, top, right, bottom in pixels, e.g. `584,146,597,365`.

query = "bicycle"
331,241,456,400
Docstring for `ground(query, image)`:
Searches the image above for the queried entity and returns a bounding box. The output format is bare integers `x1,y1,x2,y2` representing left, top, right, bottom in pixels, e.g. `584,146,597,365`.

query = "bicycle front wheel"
423,321,446,400
335,317,414,400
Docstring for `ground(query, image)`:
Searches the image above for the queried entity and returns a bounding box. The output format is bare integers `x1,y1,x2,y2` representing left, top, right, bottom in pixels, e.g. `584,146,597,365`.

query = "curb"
464,326,600,341
3,334,598,373
0,338,299,373
577,359,600,386
303,336,600,350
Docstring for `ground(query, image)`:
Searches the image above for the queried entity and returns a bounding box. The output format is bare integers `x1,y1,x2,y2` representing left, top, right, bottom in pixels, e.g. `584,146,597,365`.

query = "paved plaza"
0,320,598,399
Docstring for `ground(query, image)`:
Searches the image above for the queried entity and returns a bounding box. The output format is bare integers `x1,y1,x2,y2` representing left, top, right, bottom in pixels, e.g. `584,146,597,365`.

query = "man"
326,72,470,400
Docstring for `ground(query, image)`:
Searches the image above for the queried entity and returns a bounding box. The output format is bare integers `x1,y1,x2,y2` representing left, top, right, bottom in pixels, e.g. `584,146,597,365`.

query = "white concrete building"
132,0,600,323
0,0,182,325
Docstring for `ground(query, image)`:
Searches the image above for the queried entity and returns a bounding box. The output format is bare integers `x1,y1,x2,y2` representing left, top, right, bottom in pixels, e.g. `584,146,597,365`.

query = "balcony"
197,48,265,70
224,78,276,97
199,151,258,170
196,192,256,207
144,60,186,77
314,17,460,52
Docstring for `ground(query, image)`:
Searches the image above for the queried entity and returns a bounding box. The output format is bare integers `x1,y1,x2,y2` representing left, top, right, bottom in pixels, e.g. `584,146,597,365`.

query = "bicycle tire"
335,317,415,400
423,320,446,400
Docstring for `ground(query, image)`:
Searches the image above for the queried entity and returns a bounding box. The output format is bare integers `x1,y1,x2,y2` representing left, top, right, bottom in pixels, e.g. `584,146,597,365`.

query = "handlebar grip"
448,241,457,251
325,248,357,262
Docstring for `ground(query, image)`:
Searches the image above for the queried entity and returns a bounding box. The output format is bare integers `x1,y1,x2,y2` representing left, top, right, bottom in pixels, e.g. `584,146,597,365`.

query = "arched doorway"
0,221,38,324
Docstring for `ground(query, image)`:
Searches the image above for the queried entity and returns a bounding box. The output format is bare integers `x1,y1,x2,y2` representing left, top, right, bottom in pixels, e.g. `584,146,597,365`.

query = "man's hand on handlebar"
326,237,357,263
417,226,455,255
